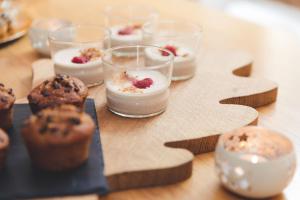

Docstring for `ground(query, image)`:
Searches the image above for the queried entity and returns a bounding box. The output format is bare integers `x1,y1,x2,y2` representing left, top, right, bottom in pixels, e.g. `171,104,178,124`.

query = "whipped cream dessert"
106,70,169,117
215,126,296,198
144,42,196,80
109,24,143,47
53,47,103,86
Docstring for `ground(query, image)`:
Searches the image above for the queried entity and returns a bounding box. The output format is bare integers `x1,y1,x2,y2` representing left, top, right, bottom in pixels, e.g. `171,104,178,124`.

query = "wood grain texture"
2,0,300,199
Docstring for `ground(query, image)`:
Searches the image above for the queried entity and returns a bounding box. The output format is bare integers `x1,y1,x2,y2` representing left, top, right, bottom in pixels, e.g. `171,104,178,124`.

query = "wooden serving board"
17,49,277,192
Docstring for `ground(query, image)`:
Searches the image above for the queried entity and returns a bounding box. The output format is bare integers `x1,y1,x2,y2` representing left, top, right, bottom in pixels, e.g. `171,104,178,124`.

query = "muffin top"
0,83,15,110
0,129,9,150
27,74,88,107
22,104,95,145
221,126,293,160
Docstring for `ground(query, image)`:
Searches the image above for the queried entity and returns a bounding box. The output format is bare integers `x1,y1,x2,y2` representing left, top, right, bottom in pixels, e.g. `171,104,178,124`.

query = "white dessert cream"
110,24,143,46
215,126,296,199
106,70,169,117
108,24,153,55
53,47,103,86
144,42,196,80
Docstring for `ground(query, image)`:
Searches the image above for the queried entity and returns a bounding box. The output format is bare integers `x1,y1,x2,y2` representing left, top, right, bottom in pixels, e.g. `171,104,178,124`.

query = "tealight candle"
29,18,72,56
102,45,174,118
215,126,297,199
49,24,109,87
143,20,202,81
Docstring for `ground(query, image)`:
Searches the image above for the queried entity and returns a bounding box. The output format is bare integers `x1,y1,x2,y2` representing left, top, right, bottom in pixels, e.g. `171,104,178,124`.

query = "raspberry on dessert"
118,26,135,35
132,78,153,89
161,45,177,56
118,24,141,35
71,56,89,64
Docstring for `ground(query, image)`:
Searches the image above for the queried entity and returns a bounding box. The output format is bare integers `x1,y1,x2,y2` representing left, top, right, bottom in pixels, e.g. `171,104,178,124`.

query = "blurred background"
194,0,300,35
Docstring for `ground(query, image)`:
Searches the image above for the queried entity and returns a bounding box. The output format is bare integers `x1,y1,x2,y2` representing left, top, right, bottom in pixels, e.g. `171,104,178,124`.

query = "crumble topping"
112,71,154,93
71,48,101,64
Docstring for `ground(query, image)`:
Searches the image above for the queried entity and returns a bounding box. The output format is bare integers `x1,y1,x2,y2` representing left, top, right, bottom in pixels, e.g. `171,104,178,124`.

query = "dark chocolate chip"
41,89,50,97
74,87,80,92
46,116,53,123
44,80,49,85
68,117,81,125
64,88,72,93
0,83,4,87
52,81,61,89
62,81,72,88
49,127,59,133
8,88,13,96
0,96,8,103
54,74,64,82
63,129,69,136
39,124,48,134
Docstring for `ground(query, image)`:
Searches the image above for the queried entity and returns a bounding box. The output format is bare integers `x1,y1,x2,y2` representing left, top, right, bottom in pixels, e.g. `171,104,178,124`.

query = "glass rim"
102,45,174,70
142,19,203,39
48,24,110,45
31,18,72,31
104,4,158,15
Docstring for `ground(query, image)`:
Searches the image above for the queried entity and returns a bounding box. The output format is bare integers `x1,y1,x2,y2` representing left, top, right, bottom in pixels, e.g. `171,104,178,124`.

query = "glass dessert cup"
104,4,158,57
49,24,110,87
29,18,72,56
102,45,174,118
143,20,202,81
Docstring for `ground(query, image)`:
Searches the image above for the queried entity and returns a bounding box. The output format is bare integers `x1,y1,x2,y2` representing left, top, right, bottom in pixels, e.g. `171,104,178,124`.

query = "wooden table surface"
0,0,299,199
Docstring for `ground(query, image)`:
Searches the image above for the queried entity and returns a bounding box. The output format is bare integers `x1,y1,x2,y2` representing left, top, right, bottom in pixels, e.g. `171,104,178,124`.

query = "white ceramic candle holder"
215,126,297,199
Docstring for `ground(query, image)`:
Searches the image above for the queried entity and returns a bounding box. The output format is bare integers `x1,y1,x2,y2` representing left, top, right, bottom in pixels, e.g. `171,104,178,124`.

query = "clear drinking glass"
104,5,158,56
143,20,202,81
48,24,110,87
102,45,174,118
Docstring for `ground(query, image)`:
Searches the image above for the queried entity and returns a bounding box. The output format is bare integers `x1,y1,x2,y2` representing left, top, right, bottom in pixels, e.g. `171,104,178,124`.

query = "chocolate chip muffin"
0,129,9,170
21,104,95,171
27,74,88,113
0,83,15,130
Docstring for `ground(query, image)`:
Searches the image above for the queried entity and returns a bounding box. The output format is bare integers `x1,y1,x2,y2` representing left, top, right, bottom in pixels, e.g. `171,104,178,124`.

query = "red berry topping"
161,45,177,56
118,26,135,35
71,56,89,64
132,78,153,89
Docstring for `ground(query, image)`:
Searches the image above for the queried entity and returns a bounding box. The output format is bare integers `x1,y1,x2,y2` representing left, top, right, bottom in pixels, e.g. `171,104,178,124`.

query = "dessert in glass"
143,20,202,81
215,126,296,199
49,24,110,87
102,45,173,118
104,5,158,56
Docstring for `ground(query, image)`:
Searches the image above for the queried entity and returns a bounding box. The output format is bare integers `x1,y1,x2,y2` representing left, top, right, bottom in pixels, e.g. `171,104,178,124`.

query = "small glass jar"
143,20,202,81
102,45,174,118
104,4,158,56
49,24,110,87
29,18,72,56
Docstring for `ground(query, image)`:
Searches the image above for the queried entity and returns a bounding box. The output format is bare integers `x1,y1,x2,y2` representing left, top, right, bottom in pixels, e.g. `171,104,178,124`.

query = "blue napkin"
0,99,109,199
